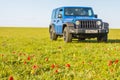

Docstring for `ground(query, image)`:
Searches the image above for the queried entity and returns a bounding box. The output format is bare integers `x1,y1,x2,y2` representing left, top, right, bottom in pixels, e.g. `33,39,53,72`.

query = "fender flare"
62,22,74,32
103,22,109,33
103,22,109,28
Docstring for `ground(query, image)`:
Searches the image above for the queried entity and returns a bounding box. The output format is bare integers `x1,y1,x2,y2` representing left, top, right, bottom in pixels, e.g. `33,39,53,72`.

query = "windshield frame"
64,7,94,17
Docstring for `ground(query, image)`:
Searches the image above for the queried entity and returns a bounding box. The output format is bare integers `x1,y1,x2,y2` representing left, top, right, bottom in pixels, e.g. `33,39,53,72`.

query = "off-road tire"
63,27,72,42
97,33,108,42
50,27,58,40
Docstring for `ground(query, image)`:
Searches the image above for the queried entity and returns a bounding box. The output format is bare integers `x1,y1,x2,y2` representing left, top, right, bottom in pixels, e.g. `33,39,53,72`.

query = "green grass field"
0,27,120,80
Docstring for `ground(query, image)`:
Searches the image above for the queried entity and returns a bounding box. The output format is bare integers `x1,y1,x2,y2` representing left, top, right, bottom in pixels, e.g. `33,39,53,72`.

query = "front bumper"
69,28,109,34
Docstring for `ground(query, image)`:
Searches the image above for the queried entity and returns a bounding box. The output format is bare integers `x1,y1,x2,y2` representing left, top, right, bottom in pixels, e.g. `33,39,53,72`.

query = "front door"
55,8,63,35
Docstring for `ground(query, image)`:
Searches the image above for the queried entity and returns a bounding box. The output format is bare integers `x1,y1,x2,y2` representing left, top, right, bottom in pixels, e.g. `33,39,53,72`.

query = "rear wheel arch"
49,24,58,40
49,25,52,32
49,24,55,32
62,24,67,33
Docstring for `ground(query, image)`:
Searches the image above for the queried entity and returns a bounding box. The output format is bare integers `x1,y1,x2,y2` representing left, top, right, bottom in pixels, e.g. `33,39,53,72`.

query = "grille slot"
79,20,97,29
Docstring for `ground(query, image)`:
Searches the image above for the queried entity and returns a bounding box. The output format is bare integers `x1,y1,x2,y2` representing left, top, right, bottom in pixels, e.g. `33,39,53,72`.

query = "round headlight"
96,21,102,26
75,21,80,25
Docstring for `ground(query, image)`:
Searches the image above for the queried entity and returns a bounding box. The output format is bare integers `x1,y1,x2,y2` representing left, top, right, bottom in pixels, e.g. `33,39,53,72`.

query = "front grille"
79,20,98,29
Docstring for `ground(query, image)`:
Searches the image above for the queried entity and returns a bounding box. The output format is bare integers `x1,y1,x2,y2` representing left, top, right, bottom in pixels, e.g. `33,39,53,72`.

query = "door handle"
57,20,59,22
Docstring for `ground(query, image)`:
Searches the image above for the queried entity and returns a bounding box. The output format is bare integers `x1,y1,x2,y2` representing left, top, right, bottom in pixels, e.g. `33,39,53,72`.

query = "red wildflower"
8,76,14,80
55,69,58,73
27,56,31,61
108,60,113,66
24,61,27,65
51,64,55,69
114,59,119,64
32,65,38,69
66,64,70,68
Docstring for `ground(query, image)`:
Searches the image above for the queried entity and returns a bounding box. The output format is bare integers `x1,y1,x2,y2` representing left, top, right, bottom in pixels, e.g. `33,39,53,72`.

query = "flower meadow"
0,28,120,80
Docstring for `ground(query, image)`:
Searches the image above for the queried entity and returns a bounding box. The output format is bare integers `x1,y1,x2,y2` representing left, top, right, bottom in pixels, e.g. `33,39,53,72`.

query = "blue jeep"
49,6,109,42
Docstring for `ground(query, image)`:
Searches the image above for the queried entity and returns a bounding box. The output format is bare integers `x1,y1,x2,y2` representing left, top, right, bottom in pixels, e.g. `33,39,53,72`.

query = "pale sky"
0,0,120,28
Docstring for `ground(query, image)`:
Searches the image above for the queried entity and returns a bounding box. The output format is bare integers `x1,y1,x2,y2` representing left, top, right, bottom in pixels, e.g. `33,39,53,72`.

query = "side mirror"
58,14,62,18
94,14,98,18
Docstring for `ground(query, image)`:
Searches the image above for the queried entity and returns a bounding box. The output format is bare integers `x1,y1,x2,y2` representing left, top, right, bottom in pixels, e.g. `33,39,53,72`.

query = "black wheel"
63,27,72,42
97,33,108,42
50,27,58,40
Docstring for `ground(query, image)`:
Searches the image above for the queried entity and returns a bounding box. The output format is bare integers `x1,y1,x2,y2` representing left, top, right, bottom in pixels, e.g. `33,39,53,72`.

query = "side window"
51,9,57,19
54,9,57,19
58,9,63,18
52,9,63,19
58,9,63,15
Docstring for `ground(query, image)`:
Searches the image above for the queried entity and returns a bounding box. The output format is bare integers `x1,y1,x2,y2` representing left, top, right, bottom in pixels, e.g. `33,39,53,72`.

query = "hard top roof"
54,6,92,10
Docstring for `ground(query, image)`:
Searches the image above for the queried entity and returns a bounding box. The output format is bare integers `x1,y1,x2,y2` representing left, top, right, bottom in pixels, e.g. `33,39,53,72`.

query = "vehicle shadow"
108,39,120,43
56,38,120,43
74,39,120,43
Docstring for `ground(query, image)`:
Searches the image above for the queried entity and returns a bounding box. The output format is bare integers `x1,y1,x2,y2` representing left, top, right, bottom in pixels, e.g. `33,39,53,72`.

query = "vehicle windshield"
65,7,94,16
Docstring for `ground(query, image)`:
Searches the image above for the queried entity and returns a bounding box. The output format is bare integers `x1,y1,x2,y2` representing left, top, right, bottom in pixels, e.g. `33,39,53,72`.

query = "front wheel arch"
62,23,74,33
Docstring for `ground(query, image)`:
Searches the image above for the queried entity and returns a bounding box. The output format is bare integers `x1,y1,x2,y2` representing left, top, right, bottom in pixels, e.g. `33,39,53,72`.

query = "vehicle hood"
63,16,102,23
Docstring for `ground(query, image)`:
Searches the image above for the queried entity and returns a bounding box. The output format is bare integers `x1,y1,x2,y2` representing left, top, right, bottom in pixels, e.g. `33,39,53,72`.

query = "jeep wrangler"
49,6,109,42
